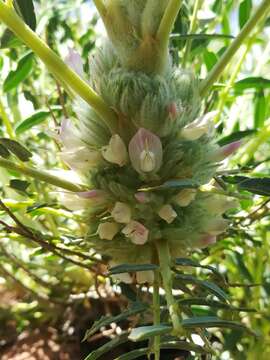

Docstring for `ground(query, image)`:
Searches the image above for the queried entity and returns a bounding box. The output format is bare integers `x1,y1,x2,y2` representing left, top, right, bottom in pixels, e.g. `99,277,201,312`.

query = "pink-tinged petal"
129,128,163,174
65,48,84,78
135,192,150,204
77,190,108,204
211,141,242,162
59,118,82,149
122,221,149,245
198,234,217,248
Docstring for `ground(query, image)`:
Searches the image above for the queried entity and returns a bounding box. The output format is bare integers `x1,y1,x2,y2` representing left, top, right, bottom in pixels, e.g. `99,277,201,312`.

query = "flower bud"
102,134,128,166
168,102,178,120
77,190,108,204
129,128,163,174
209,141,241,162
122,221,149,245
158,204,177,224
198,234,217,248
180,111,216,141
98,222,119,240
135,192,151,204
65,48,84,78
173,189,196,207
111,202,132,224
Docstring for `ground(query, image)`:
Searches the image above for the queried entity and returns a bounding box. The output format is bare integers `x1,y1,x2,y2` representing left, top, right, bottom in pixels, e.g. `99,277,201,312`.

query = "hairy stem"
153,269,161,360
0,158,85,192
199,0,270,97
0,0,118,133
157,0,183,52
156,239,182,336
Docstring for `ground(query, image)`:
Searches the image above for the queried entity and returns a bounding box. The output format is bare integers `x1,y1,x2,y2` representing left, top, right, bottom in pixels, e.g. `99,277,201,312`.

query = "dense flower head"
60,40,241,272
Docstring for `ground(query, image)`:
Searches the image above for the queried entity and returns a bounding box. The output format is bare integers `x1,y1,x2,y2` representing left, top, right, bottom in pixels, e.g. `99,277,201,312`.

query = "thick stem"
0,158,85,192
153,269,161,360
199,0,270,97
156,239,182,336
156,0,183,53
0,0,118,133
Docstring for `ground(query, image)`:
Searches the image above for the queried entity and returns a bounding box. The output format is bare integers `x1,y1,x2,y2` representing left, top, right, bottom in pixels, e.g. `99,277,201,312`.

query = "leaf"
0,29,22,48
109,263,158,275
3,52,34,93
237,177,270,196
84,333,128,360
160,340,207,354
204,51,218,71
114,348,149,360
0,138,32,161
174,258,226,284
13,0,37,31
171,33,234,41
234,77,270,91
128,325,172,342
83,302,148,341
217,129,257,146
9,179,31,193
175,274,229,302
177,298,256,312
0,144,10,158
254,90,266,128
15,109,60,135
239,0,252,29
139,179,199,192
182,316,257,336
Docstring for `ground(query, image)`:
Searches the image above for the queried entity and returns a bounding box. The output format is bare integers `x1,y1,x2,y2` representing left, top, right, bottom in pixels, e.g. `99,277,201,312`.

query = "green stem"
182,0,202,67
0,97,15,139
156,0,183,52
153,269,161,360
199,0,270,97
0,0,118,133
0,158,85,192
156,239,182,336
93,0,107,20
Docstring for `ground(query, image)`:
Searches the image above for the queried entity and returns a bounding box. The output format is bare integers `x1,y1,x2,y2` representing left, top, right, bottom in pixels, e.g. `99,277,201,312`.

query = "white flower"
65,48,84,78
173,189,197,207
180,111,216,141
97,222,119,240
204,218,229,236
122,221,149,245
129,128,163,174
158,205,177,224
60,147,101,172
111,202,132,224
203,196,238,215
102,134,128,166
60,190,108,211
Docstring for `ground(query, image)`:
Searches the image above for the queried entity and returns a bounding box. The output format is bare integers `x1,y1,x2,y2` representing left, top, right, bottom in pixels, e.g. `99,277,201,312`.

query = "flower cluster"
59,6,241,283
